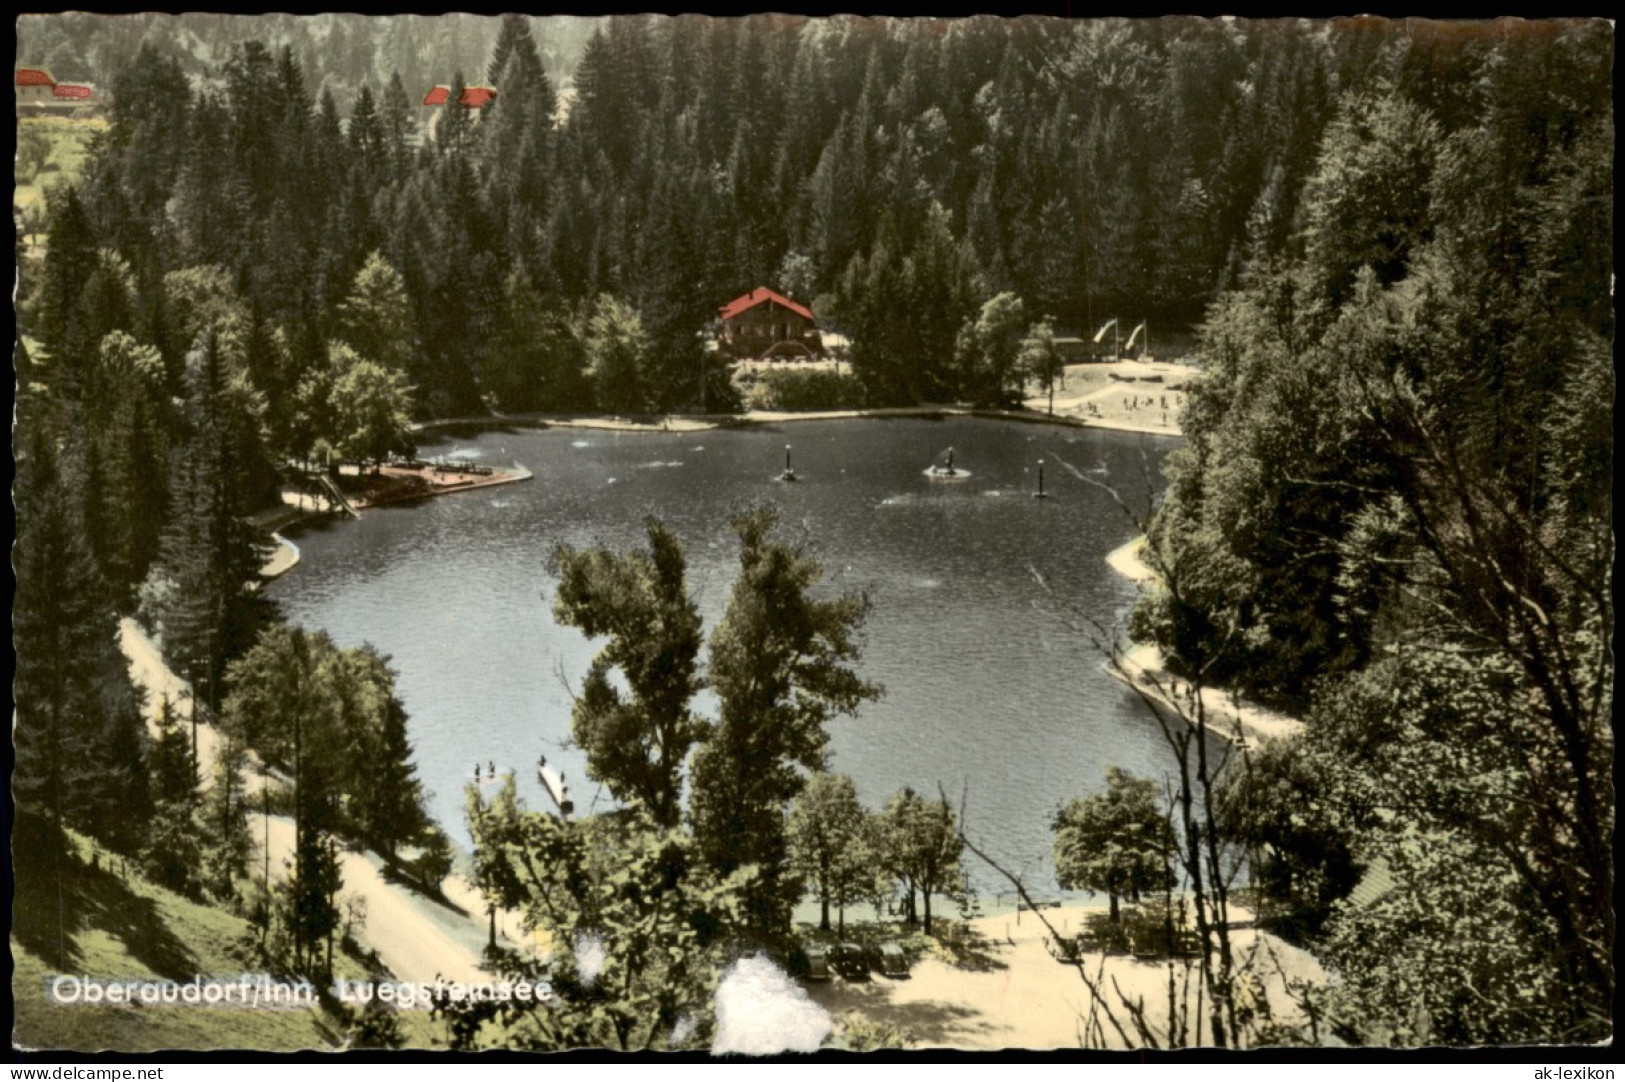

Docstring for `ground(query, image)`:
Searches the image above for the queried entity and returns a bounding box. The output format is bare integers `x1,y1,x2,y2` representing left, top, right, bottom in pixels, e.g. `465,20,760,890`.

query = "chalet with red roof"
16,67,56,104
16,68,97,113
423,84,498,108
717,287,823,360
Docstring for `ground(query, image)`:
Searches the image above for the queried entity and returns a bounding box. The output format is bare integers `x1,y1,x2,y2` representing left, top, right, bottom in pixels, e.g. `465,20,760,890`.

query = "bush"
744,367,866,411
836,1011,912,1051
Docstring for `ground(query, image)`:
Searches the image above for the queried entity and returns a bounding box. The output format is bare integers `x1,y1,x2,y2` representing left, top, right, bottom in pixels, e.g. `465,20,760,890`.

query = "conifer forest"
11,13,1613,1054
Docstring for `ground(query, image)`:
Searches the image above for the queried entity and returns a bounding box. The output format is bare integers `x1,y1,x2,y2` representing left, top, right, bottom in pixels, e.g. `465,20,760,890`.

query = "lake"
268,417,1181,895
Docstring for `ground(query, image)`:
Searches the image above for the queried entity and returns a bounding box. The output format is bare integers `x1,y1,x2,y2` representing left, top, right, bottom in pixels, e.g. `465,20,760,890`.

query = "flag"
1092,318,1117,344
1125,322,1145,351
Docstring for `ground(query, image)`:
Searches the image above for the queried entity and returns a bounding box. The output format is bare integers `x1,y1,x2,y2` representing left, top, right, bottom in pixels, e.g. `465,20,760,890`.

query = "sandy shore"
259,532,300,578
1117,644,1305,747
1104,541,1304,746
411,400,1187,440
1024,359,1194,437
806,905,1324,1050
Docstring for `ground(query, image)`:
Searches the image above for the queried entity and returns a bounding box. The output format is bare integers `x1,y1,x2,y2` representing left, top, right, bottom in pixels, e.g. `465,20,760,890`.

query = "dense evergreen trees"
12,14,1611,1047
36,15,1569,423
13,427,152,857
1132,22,1612,1044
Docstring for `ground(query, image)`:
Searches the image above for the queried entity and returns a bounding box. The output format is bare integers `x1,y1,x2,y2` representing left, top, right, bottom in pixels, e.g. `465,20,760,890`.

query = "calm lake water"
269,417,1180,894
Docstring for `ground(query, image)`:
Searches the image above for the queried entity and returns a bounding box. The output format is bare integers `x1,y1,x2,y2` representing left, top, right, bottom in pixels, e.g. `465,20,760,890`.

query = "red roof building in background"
17,68,96,111
16,67,58,105
717,287,823,360
423,84,498,108
719,287,815,323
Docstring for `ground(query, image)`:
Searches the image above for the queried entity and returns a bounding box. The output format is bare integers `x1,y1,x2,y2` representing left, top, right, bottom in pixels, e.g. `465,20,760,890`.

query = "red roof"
718,287,815,323
16,68,54,87
53,84,92,99
423,85,498,107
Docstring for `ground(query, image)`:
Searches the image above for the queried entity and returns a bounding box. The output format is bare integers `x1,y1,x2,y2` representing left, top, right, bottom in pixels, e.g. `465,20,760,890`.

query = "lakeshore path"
119,617,530,985
1104,538,1304,747
412,395,1188,440
804,903,1325,1050
121,616,241,791
259,817,495,986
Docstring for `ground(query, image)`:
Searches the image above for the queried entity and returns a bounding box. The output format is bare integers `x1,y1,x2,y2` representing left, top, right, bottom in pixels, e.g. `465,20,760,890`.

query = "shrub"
745,367,865,411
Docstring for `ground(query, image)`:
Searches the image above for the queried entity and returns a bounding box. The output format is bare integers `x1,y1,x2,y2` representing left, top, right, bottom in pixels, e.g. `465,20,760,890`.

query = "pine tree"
139,330,268,712
85,330,170,606
337,251,415,375
335,647,430,863
33,186,101,400
14,426,149,857
199,740,253,902
483,14,556,196
435,71,475,156
141,695,205,896
380,70,415,176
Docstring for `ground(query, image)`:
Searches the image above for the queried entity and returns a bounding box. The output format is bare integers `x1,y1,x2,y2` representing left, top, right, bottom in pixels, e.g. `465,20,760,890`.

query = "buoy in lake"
779,443,798,482
926,446,971,481
1034,459,1050,499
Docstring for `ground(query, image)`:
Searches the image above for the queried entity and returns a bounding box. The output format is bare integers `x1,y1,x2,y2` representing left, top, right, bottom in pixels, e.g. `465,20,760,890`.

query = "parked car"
831,942,870,981
876,941,910,978
804,945,831,981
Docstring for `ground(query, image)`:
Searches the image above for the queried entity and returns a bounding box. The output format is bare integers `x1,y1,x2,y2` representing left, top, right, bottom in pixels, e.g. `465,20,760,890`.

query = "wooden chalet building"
717,287,823,360
16,68,96,113
16,67,55,103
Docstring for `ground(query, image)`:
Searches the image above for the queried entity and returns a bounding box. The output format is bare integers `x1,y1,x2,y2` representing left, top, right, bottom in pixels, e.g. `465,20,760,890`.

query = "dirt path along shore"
120,616,515,988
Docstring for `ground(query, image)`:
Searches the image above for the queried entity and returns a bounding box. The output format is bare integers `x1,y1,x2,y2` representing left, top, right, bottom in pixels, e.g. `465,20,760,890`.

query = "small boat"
537,755,574,818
